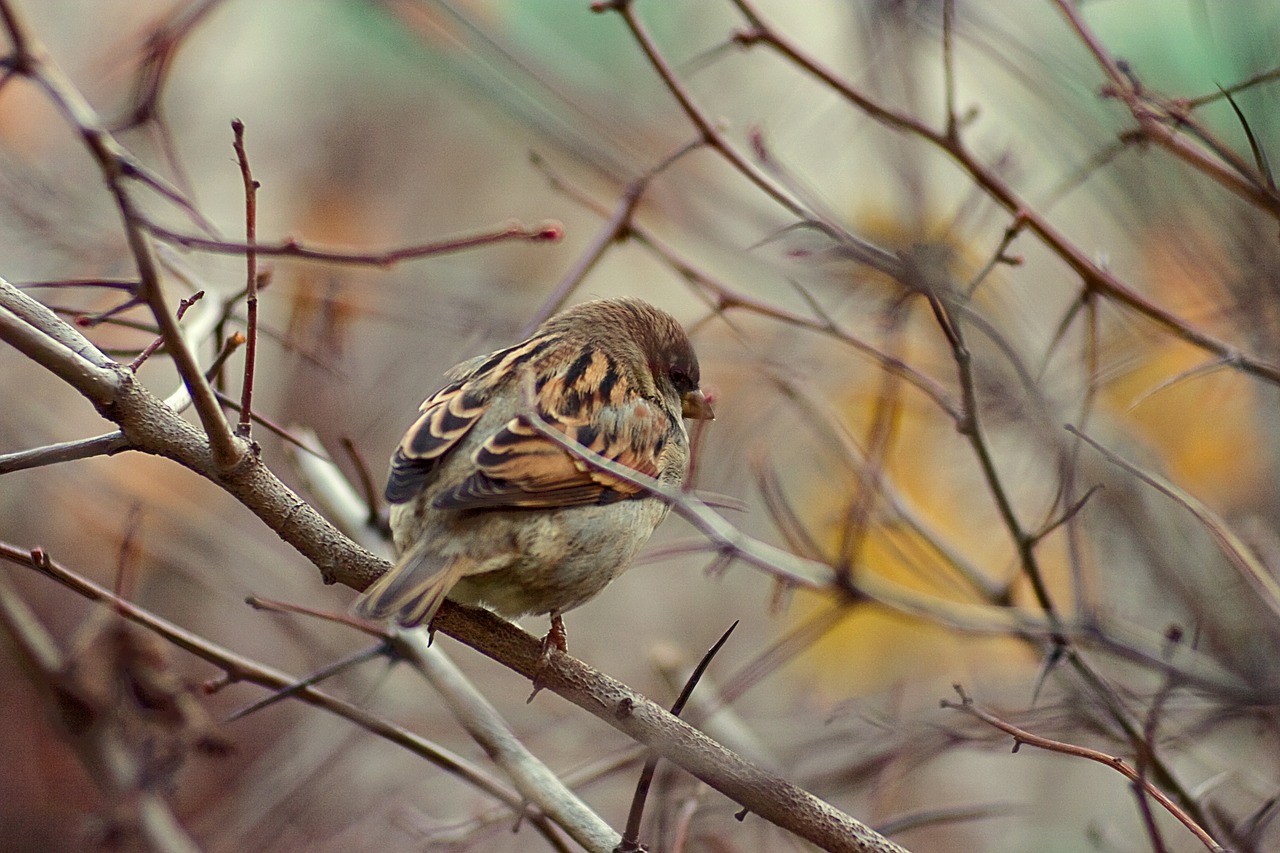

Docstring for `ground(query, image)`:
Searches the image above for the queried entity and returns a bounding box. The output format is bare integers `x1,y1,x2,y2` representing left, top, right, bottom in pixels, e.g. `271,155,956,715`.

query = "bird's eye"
670,363,701,394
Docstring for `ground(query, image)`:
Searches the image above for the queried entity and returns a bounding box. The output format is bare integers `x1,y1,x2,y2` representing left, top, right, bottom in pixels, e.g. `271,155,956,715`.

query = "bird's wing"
434,346,675,510
384,335,561,505
384,378,487,504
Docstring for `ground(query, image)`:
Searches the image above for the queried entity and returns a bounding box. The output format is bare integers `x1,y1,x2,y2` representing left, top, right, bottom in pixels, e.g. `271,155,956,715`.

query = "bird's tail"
353,547,472,628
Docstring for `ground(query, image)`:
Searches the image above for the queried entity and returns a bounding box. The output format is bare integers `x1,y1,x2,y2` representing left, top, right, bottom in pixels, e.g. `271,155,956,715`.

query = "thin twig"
618,621,738,852
338,436,384,534
1184,65,1280,109
231,118,259,437
523,138,702,337
128,290,204,371
942,686,1226,853
941,0,958,140
726,0,1280,388
592,1,808,223
144,219,563,267
1048,0,1280,216
0,432,130,474
1069,425,1280,621
223,642,388,722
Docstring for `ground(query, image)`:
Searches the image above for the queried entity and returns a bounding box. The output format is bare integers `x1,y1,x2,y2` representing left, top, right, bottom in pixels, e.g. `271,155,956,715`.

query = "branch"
0,0,242,468
522,139,702,337
395,632,620,852
724,0,1280,388
1050,0,1280,215
943,686,1227,853
0,278,119,403
433,603,911,853
1070,425,1280,622
144,219,564,267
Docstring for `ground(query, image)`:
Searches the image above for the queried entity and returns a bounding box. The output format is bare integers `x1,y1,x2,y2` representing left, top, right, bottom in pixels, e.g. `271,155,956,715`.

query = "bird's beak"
681,389,714,420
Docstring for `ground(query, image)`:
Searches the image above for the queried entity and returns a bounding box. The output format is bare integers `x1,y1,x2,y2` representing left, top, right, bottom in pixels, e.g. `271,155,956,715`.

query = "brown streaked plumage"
355,298,712,643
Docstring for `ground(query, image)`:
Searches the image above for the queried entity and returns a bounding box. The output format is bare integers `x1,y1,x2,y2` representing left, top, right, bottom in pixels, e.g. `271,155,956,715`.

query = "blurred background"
3,0,1280,850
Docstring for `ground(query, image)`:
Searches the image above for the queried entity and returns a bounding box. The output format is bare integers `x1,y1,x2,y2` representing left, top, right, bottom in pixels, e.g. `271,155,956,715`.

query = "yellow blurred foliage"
1096,230,1264,510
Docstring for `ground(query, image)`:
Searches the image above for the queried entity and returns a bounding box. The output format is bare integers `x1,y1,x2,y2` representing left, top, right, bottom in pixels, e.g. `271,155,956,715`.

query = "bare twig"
0,432,130,474
523,138,704,336
395,631,621,853
338,436,385,535
0,0,243,469
532,158,958,418
128,290,205,371
725,0,1280,388
942,686,1226,853
144,219,563,267
1049,0,1280,215
223,642,388,722
591,1,807,223
230,118,260,437
1070,425,1280,621
618,621,738,853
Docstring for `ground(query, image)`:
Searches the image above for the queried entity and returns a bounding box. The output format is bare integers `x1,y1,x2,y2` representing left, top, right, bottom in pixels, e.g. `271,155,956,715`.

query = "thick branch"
0,283,385,589
101,373,385,589
433,603,911,853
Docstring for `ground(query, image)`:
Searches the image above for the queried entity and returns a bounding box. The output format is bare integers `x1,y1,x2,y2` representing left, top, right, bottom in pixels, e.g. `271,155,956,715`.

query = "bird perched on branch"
355,297,713,651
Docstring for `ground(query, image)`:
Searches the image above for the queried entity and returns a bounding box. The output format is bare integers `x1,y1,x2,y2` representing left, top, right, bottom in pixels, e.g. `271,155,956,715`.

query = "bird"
354,297,713,651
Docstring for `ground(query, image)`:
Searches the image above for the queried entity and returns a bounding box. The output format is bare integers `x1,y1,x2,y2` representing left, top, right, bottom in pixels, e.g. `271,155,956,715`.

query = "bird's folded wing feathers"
432,398,670,509
386,338,675,511
384,380,487,504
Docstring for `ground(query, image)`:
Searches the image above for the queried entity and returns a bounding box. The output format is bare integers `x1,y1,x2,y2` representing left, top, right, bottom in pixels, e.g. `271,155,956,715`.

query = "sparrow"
354,297,713,650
